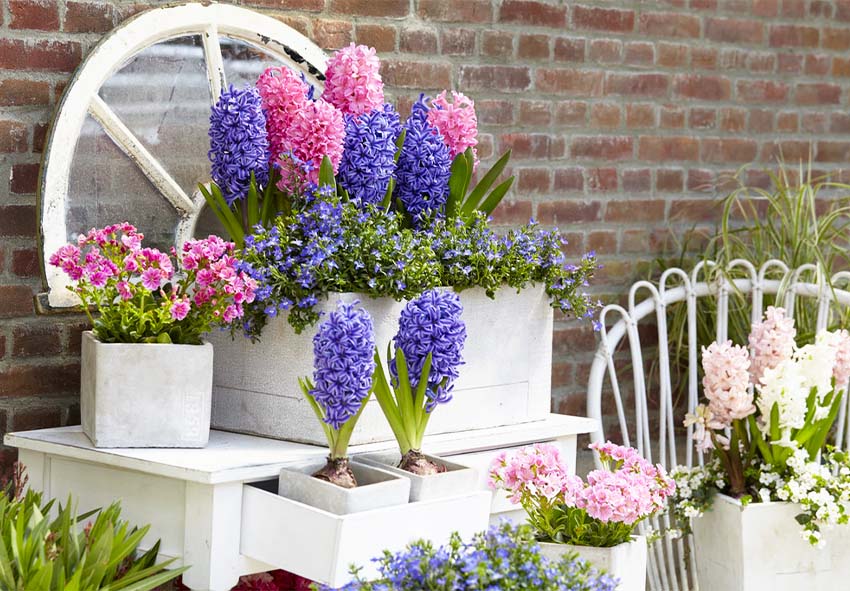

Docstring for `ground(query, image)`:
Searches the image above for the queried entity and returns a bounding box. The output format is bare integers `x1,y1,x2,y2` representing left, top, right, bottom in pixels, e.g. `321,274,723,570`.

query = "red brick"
587,230,616,253
518,100,551,125
0,39,80,71
669,199,718,222
753,0,779,15
777,54,803,74
9,0,58,30
778,112,798,133
273,15,310,36
783,0,806,16
481,31,513,58
701,138,758,162
64,1,113,33
0,363,79,397
737,80,789,103
461,65,530,92
330,0,408,16
312,19,353,50
604,199,665,222
810,0,832,16
572,136,633,160
604,73,668,98
477,99,513,125
760,140,811,162
0,285,33,318
625,104,655,128
553,168,584,191
0,79,50,107
816,141,850,163
823,28,850,51
673,74,731,101
11,249,39,277
553,38,585,62
657,43,688,68
244,0,324,8
572,5,635,32
624,42,654,65
536,68,603,95
639,136,699,161
418,0,492,22
0,120,27,153
769,25,819,48
748,109,773,134
500,0,567,27
586,168,618,192
11,407,62,431
518,34,550,60
747,52,775,73
833,57,850,78
705,17,764,44
622,169,651,192
33,122,48,153
383,60,451,89
687,169,715,191
589,39,622,63
517,168,551,193
10,163,39,195
441,28,476,56
805,55,830,77
656,169,684,192
12,325,62,357
499,133,551,159
836,0,850,20
801,113,828,134
538,200,602,224
691,47,718,70
355,24,397,52
660,105,685,129
590,103,621,128
720,108,746,132
0,206,37,237
796,83,841,105
639,12,700,38
400,29,437,54
555,101,587,126
490,199,532,224
0,335,5,359
689,108,716,129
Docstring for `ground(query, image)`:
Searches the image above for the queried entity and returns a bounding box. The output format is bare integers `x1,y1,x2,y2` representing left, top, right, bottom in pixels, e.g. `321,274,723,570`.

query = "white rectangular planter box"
241,482,491,587
692,494,850,591
355,451,478,502
278,460,410,515
209,286,553,445
538,536,647,591
80,331,212,448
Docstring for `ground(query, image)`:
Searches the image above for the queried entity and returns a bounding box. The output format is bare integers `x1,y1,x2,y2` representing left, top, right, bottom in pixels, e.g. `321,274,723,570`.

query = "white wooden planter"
538,536,647,591
355,451,478,502
278,460,410,515
242,481,491,587
692,493,850,591
209,286,553,445
80,331,213,448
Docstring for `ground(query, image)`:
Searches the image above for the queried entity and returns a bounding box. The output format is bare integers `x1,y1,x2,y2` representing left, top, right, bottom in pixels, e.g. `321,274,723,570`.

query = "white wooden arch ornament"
39,2,328,308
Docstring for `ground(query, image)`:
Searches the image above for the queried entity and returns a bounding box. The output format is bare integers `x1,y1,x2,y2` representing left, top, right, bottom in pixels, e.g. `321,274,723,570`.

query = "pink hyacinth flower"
428,90,479,164
833,329,850,390
322,43,384,116
749,306,796,385
256,66,310,162
701,340,754,427
284,98,345,185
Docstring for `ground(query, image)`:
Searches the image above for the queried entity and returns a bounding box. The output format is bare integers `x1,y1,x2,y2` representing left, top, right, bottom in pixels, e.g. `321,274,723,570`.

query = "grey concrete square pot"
355,452,479,502
278,460,410,515
80,331,213,448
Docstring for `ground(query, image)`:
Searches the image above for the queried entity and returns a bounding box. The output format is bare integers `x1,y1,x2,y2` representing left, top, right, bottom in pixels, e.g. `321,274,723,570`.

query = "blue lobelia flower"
208,85,270,205
338,103,402,206
391,289,466,411
310,301,376,430
394,95,452,226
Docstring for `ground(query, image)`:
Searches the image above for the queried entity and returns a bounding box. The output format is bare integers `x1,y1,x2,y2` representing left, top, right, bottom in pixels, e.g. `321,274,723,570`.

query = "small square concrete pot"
278,460,411,515
538,536,647,591
355,451,478,502
80,331,213,448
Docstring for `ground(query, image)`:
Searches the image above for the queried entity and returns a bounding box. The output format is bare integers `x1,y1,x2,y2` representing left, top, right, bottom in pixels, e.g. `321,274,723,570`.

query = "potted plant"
355,289,477,501
278,300,410,515
49,223,256,447
200,43,599,445
670,306,850,590
489,442,676,591
317,522,619,591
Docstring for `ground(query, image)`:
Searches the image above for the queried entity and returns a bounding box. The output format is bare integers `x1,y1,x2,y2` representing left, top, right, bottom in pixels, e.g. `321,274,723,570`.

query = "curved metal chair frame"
586,259,850,591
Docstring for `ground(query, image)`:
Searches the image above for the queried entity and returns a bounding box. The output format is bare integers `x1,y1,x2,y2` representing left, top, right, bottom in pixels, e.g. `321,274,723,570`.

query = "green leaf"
394,129,407,163
462,149,511,215
371,349,411,453
246,171,260,228
446,153,469,218
478,176,515,216
318,155,336,190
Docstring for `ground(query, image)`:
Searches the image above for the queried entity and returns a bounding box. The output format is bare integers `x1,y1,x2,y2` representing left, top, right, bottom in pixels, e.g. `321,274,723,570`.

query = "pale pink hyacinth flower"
832,329,850,389
427,90,479,164
749,306,796,385
322,43,384,117
701,340,754,427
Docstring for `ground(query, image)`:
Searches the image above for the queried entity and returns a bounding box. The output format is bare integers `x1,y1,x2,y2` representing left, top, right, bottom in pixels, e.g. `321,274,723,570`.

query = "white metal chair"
586,259,850,591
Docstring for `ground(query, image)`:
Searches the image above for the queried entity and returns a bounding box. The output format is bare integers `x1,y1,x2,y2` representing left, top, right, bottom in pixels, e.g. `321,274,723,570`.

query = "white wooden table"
6,414,597,591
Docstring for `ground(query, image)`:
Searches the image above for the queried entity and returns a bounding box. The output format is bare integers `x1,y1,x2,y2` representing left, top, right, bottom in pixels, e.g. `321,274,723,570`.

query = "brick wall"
2,0,850,456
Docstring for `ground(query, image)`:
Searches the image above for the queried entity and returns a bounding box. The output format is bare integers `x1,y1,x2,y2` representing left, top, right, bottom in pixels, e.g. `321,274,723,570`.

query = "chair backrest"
585,259,850,591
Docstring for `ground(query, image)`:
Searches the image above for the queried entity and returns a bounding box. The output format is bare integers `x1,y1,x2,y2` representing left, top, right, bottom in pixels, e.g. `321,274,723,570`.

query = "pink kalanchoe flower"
256,66,310,162
701,340,754,427
283,99,345,185
749,306,796,385
140,268,163,291
427,90,479,163
170,297,191,321
322,43,384,116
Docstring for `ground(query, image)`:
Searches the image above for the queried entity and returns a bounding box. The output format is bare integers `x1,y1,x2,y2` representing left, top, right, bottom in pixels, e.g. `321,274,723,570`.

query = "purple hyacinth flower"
338,103,401,206
391,289,466,411
394,95,452,226
208,85,270,205
310,301,376,430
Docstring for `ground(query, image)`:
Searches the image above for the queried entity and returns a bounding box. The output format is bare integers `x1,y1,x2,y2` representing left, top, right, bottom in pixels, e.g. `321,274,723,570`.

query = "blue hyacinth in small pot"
372,288,466,475
299,300,376,488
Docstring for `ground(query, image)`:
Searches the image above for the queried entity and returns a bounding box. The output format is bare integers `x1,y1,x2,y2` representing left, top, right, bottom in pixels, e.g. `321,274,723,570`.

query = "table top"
5,414,598,484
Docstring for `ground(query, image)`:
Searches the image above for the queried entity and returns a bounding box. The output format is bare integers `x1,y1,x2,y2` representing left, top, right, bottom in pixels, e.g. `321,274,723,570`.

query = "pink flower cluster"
256,66,311,164
701,340,755,427
833,329,850,387
749,306,796,385
283,99,345,185
489,442,675,526
428,90,479,163
322,43,384,116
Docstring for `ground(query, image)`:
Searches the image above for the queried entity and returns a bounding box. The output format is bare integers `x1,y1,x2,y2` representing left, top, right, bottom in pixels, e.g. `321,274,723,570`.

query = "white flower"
756,357,808,435
758,487,772,502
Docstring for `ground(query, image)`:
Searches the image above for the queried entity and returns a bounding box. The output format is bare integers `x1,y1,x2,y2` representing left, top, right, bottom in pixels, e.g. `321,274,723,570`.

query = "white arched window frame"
39,2,328,308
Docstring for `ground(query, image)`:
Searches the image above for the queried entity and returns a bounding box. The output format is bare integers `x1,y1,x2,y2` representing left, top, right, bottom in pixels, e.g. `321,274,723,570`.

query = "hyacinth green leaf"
805,390,844,457
381,177,396,211
393,128,407,163
463,149,511,215
318,155,336,191
259,166,277,226
769,402,780,443
299,378,334,447
246,172,260,228
199,182,243,246
333,391,372,459
446,154,468,218
371,350,411,452
412,353,432,416
393,347,418,442
749,414,772,463
478,176,515,216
